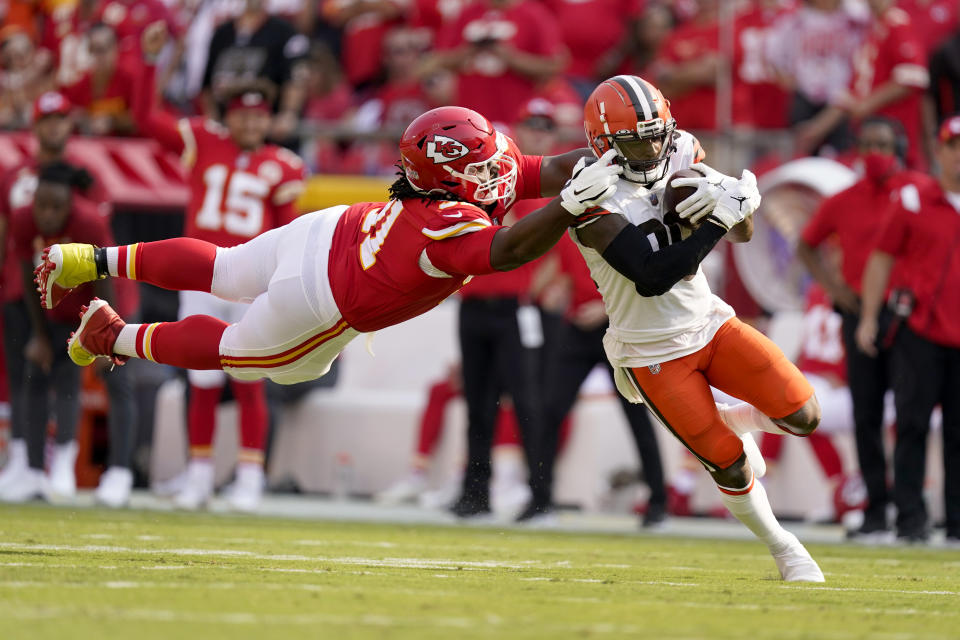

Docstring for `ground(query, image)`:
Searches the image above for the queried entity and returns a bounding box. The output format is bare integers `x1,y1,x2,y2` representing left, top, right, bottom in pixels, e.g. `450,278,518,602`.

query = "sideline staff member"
856,115,960,543
798,117,933,538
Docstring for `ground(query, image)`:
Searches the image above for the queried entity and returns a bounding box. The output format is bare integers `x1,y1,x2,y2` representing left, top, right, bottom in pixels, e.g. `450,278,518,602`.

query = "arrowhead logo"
426,135,469,164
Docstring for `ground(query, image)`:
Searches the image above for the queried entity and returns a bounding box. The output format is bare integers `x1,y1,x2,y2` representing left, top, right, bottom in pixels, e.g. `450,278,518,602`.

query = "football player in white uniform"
570,75,825,581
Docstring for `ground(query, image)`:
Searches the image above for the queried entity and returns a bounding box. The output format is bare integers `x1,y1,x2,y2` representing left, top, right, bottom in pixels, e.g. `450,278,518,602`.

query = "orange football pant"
626,317,814,471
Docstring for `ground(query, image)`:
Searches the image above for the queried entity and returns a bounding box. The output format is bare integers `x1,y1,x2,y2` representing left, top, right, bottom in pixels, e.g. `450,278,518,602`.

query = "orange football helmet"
584,75,677,184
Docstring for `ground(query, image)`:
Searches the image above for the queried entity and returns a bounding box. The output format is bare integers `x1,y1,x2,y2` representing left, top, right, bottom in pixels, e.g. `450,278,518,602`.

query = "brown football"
662,167,706,228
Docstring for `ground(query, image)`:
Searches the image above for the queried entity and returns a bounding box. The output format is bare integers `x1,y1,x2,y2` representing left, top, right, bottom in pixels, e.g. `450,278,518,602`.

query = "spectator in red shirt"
900,0,958,56
0,91,72,500
856,116,960,543
799,0,930,168
797,117,935,539
765,0,865,152
96,0,185,64
349,27,443,175
1,163,114,504
424,0,568,125
322,0,409,91
0,28,55,130
596,2,673,83
654,0,723,131
655,0,753,131
735,0,791,130
543,0,644,100
61,23,139,136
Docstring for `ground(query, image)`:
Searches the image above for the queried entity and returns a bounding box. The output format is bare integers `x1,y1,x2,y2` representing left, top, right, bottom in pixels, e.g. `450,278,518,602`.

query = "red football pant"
188,381,268,462
759,432,843,481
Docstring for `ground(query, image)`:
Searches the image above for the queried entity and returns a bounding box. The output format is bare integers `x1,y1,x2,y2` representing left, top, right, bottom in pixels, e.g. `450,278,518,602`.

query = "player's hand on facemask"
560,149,623,216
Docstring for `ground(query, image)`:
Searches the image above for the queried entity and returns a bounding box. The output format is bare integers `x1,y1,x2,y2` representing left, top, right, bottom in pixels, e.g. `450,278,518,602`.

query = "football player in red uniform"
125,32,308,512
35,106,621,411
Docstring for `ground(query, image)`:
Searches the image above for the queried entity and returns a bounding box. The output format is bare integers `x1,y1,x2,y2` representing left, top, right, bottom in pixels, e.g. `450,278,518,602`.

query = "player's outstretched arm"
133,22,188,155
490,151,621,270
576,213,727,297
538,148,595,197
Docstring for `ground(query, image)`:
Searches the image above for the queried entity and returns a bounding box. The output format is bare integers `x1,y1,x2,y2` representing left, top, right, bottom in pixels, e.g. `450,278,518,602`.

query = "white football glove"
671,162,740,223
703,169,762,231
560,149,623,216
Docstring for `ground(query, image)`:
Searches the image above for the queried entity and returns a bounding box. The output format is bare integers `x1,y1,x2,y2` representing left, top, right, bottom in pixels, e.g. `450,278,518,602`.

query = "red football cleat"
67,298,128,367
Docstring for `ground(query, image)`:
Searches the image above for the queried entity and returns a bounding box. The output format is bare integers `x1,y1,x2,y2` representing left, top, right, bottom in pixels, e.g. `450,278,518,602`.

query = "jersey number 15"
196,165,270,237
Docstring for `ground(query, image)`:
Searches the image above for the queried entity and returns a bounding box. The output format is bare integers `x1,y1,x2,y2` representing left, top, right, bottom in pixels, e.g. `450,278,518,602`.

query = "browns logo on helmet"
583,75,677,184
398,106,518,205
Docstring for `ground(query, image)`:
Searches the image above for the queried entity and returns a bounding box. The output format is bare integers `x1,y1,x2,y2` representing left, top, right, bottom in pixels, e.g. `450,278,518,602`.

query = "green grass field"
0,504,957,640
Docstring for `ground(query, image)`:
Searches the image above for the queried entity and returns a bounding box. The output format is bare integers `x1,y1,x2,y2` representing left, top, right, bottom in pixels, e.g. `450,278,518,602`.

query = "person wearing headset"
797,116,937,541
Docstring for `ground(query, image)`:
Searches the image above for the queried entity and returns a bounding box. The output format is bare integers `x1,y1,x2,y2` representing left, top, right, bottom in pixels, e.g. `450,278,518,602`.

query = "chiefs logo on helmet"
425,135,469,164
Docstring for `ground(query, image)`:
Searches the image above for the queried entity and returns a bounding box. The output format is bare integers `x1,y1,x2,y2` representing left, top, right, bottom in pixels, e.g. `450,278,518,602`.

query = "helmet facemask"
444,132,518,205
594,117,676,185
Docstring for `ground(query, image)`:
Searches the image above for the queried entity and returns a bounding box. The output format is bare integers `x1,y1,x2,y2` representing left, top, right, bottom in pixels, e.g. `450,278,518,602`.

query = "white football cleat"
224,463,264,513
45,441,78,501
173,459,214,511
0,466,45,503
95,466,133,508
772,533,825,582
0,439,29,493
151,470,188,497
375,472,428,505
740,432,766,479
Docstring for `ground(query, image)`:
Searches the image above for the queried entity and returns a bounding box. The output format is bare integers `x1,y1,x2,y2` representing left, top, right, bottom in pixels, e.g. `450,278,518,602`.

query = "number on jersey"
359,200,403,269
802,305,844,364
196,165,270,237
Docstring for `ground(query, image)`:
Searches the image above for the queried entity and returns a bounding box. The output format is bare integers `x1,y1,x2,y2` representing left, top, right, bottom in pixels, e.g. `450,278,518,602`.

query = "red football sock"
556,415,573,453
188,385,221,459
110,239,217,291
808,432,843,481
493,407,521,446
134,315,228,369
232,380,268,464
415,380,458,456
759,432,784,459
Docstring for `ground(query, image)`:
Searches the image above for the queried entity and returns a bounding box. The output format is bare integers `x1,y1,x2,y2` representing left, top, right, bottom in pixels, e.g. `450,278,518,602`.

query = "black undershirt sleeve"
600,221,726,297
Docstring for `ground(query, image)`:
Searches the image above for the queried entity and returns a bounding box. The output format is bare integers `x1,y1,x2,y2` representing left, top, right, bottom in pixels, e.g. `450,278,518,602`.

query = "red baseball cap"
514,97,557,129
33,91,71,121
938,115,960,143
226,91,271,114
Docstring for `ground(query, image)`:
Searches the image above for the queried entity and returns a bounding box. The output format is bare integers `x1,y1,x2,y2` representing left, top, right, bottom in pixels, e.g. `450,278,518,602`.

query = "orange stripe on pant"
627,317,814,471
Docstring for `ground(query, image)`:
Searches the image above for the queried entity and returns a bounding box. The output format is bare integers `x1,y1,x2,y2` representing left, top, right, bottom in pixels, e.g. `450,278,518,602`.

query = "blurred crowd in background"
0,0,958,541
0,0,955,171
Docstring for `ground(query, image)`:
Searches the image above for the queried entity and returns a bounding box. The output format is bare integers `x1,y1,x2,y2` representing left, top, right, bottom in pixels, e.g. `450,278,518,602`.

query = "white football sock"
114,324,142,358
719,402,785,437
718,475,792,553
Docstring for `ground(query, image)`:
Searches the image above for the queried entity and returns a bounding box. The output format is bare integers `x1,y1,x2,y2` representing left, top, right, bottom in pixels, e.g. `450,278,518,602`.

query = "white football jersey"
571,130,735,370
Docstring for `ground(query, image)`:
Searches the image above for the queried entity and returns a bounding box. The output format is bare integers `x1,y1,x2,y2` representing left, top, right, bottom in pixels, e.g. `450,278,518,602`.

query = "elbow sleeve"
600,222,726,297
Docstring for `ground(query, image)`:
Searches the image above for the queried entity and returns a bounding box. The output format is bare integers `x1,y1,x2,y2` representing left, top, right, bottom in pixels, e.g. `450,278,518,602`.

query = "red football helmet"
584,75,677,184
399,106,517,205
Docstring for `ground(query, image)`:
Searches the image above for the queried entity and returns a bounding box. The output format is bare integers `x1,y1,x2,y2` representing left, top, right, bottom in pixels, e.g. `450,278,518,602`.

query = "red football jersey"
0,162,37,303
436,0,566,124
149,117,306,247
328,198,506,332
850,8,928,169
796,285,846,382
10,198,114,324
